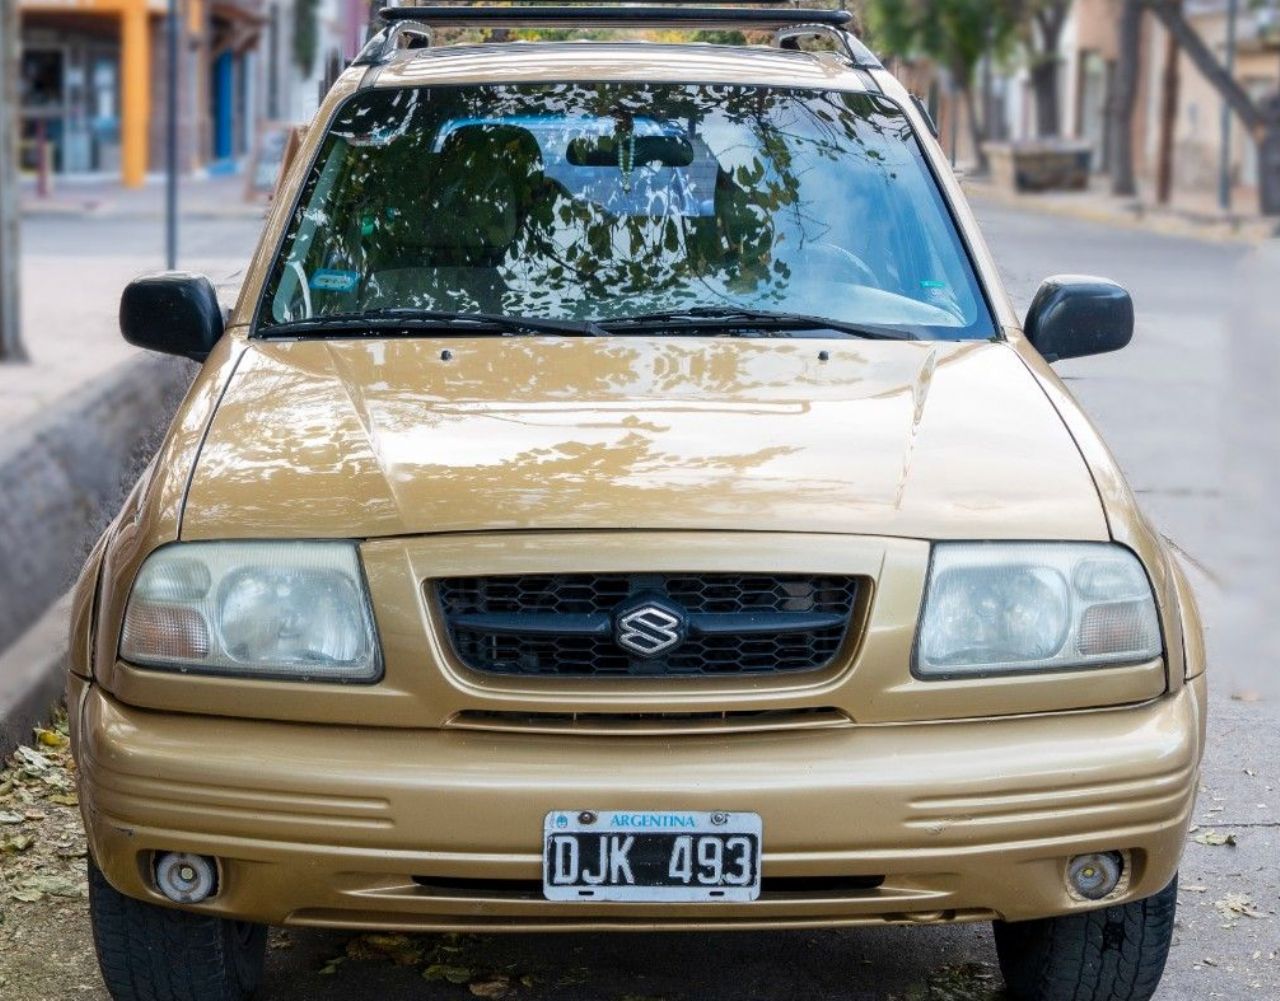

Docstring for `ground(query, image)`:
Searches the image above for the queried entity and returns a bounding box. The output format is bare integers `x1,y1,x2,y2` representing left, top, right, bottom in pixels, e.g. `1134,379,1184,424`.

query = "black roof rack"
355,4,881,69
381,4,853,29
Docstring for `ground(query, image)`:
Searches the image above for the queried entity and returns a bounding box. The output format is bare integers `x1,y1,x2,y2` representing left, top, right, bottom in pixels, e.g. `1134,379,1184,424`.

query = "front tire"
88,856,267,1001
993,876,1177,1001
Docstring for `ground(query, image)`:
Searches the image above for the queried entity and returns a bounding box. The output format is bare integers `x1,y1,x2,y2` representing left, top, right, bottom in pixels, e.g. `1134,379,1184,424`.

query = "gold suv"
70,6,1205,1001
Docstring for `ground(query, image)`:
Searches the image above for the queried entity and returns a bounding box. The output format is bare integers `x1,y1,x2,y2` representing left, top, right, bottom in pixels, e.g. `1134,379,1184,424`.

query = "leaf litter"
0,708,89,910
315,931,552,998
893,962,1002,1001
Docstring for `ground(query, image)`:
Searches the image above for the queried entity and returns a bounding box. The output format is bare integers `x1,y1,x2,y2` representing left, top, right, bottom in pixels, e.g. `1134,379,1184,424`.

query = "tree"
0,0,27,362
1143,0,1280,215
867,0,1022,174
1109,0,1144,196
294,0,321,77
1155,1,1181,205
1023,0,1071,137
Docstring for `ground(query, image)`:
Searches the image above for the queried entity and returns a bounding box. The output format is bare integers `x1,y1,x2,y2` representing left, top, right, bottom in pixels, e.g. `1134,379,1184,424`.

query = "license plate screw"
578,811,597,825
711,812,728,826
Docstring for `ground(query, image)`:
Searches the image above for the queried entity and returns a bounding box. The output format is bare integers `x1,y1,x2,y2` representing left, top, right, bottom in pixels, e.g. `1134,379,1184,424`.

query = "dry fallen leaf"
468,975,512,998
1193,831,1238,847
424,964,474,985
1215,893,1270,920
1,833,33,853
35,729,69,750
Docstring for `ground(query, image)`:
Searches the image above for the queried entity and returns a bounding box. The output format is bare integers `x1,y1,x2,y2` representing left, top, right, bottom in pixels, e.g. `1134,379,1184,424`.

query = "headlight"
915,543,1161,678
120,542,381,681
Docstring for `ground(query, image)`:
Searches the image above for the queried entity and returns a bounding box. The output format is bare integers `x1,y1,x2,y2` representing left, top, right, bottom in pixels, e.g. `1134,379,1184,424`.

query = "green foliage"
293,0,321,77
865,0,1021,86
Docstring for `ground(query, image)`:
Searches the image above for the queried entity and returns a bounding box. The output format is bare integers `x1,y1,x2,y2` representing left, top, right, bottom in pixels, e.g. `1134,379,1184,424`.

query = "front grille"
435,573,860,677
446,707,853,735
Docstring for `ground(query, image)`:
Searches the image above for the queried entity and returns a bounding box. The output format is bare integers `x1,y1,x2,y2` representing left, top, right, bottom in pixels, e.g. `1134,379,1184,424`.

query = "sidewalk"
963,175,1280,245
0,184,263,752
20,173,271,222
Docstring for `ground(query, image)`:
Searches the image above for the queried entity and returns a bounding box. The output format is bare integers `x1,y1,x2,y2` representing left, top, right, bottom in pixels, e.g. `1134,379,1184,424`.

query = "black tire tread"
88,857,267,1001
994,876,1178,1001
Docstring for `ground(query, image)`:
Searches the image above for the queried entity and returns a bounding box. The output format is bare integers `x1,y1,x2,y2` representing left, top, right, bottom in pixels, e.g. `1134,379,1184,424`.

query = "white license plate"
542,810,762,902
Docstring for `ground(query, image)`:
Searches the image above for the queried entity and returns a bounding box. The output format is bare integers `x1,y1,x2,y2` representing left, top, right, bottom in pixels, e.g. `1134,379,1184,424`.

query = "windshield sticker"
310,269,360,293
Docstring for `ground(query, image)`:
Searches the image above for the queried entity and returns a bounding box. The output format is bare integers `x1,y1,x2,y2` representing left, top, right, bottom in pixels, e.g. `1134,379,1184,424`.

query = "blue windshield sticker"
310,269,360,292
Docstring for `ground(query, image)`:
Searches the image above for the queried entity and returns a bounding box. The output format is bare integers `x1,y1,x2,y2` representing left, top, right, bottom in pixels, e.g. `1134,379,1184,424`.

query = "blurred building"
18,0,364,188
998,0,1279,201
887,0,1279,207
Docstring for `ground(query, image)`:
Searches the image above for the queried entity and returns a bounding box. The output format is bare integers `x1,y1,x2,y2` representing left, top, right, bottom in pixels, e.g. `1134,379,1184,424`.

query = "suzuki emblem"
615,600,686,658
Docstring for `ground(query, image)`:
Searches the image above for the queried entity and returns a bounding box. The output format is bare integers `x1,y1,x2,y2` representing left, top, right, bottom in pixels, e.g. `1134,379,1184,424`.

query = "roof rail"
356,4,881,68
352,19,433,65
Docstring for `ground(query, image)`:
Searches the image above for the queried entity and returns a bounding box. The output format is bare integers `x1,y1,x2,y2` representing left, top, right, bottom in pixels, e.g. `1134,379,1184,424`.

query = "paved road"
0,211,259,430
2,202,1276,1000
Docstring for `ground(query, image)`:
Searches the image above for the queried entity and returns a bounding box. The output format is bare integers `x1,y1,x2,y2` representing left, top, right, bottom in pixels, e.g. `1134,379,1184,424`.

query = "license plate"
542,810,762,902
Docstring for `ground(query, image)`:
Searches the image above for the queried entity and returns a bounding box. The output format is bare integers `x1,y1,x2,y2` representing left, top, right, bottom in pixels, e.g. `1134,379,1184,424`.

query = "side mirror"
120,272,224,361
1024,275,1134,362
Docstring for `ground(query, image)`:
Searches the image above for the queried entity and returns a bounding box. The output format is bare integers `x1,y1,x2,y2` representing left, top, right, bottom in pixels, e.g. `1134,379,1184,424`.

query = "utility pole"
1,0,28,362
165,0,178,269
1218,0,1239,211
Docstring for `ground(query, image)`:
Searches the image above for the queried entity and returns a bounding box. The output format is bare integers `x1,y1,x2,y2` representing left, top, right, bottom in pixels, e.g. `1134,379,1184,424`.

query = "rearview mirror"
1024,275,1134,362
120,272,224,361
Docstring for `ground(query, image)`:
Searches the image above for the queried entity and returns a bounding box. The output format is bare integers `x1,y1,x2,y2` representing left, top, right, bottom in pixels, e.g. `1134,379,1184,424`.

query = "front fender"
68,530,110,681
1168,550,1206,681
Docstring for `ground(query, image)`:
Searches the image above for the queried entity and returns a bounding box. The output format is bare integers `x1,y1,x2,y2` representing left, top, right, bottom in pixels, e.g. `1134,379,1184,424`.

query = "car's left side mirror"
1024,275,1134,362
119,271,224,362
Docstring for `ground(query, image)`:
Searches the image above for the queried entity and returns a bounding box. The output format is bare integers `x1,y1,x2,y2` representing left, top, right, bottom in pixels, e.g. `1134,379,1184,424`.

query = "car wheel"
993,875,1177,1001
88,856,267,1001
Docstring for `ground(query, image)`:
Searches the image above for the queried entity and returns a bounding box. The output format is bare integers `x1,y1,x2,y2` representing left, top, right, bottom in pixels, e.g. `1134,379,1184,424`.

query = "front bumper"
73,674,1204,931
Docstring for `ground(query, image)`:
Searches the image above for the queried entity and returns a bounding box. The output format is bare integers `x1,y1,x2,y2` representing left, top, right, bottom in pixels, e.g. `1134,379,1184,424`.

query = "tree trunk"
1260,97,1280,217
0,0,28,363
1030,4,1068,138
1031,60,1061,138
1155,13,1181,204
1109,0,1143,197
1145,0,1262,132
1145,0,1278,215
961,84,989,175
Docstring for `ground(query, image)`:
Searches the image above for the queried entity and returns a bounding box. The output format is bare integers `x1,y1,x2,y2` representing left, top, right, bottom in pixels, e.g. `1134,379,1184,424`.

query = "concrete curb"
0,594,71,759
0,353,196,660
22,205,269,223
964,181,1280,245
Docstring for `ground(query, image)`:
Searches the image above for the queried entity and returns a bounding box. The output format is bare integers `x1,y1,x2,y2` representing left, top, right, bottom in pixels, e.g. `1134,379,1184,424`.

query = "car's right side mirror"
119,272,225,361
1023,275,1134,362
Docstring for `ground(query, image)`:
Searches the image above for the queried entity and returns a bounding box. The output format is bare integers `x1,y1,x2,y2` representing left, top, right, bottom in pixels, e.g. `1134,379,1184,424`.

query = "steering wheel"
806,242,883,290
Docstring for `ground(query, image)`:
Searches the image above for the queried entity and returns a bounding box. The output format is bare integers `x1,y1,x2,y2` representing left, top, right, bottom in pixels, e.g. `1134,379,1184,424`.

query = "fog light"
155,852,217,904
1067,852,1124,900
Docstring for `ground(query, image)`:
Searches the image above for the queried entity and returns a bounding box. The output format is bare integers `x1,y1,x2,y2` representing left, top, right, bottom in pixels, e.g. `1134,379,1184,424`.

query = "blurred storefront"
18,3,135,180
16,0,296,186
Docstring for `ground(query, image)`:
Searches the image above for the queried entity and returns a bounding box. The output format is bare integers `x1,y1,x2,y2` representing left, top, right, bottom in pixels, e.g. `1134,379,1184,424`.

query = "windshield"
259,82,994,340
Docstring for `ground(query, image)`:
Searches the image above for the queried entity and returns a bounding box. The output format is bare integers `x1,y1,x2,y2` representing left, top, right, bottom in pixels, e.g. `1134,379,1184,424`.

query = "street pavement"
0,199,1276,1000
0,203,261,431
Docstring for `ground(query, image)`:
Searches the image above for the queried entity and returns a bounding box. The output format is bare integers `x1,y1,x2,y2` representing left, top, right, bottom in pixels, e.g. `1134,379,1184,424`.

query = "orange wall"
21,0,163,186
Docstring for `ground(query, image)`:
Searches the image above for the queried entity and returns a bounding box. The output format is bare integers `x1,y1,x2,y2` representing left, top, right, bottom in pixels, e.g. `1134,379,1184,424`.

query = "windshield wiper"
262,308,607,338
599,306,918,340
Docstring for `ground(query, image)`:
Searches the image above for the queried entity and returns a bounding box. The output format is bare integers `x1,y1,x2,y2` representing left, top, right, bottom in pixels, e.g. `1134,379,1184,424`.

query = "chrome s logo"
614,597,687,658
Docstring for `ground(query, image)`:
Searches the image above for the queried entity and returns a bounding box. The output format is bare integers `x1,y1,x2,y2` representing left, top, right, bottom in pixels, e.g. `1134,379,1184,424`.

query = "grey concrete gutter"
0,594,72,757
0,353,194,756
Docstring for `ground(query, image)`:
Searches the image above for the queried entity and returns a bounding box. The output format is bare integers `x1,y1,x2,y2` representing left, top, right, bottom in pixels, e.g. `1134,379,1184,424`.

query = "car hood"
180,336,1108,541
